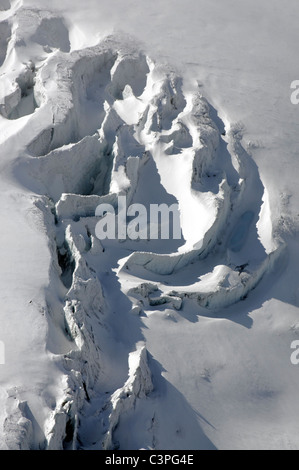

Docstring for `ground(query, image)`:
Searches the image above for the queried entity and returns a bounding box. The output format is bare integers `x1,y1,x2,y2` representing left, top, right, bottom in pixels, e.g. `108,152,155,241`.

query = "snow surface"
1,0,299,450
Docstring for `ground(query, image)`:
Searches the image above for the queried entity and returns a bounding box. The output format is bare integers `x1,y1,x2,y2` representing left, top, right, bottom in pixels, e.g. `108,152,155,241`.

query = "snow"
1,0,299,450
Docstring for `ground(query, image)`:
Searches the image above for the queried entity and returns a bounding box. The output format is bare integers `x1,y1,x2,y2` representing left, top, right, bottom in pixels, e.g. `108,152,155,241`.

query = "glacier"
0,0,299,450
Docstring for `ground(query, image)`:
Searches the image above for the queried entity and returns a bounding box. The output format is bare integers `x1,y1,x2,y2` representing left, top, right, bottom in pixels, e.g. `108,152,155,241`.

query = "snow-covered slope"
1,0,299,450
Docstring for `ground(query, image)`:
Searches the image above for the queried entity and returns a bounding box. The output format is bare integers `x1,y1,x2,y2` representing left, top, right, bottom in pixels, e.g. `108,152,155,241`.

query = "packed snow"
1,0,299,450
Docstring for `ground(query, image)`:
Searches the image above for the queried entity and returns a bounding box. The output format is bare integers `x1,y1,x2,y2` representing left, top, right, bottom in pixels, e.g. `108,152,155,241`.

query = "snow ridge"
103,345,153,450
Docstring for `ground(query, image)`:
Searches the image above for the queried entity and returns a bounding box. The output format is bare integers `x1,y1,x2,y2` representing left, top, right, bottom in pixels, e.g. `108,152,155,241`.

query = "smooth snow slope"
0,0,299,450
